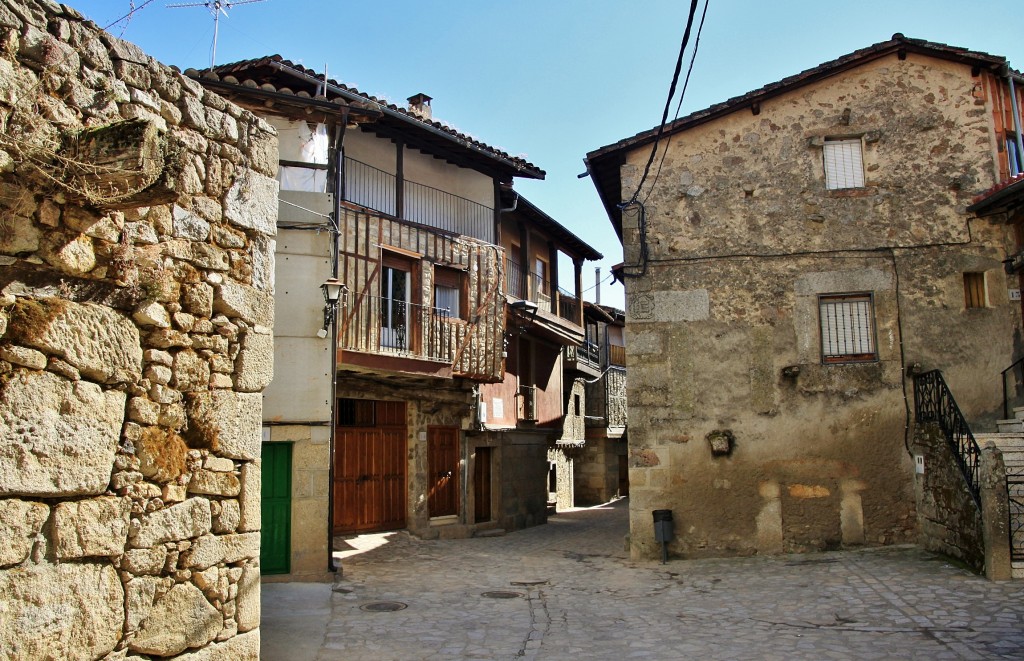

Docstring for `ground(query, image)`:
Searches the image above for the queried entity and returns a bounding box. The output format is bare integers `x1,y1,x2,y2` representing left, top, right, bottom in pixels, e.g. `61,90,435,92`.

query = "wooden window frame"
433,265,467,320
964,272,987,309
818,292,878,364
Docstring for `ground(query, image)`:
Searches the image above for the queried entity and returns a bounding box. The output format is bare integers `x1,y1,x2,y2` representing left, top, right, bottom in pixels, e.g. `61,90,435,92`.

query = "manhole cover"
360,601,407,612
481,591,523,599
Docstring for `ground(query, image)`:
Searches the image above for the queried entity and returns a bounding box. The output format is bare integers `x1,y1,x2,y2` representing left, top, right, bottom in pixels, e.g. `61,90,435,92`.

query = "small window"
819,293,877,364
433,266,465,319
823,138,865,190
964,272,987,309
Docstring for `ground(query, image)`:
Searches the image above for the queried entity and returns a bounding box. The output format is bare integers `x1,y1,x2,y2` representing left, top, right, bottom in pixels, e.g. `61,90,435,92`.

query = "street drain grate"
360,601,407,612
481,591,523,599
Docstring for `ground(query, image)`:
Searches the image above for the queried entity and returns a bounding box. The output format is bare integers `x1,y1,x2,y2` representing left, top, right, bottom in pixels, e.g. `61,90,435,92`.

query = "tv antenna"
166,0,267,68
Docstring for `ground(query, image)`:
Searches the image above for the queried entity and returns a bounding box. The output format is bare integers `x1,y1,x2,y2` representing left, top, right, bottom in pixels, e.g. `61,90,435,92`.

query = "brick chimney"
407,93,432,120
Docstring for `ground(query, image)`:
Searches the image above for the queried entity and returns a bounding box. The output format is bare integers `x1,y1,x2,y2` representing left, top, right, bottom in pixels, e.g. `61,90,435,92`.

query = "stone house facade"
0,1,274,658
586,35,1024,560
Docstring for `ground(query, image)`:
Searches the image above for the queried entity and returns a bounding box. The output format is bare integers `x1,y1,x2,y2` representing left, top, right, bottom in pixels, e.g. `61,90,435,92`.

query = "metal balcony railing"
341,293,455,363
505,258,525,299
343,157,493,241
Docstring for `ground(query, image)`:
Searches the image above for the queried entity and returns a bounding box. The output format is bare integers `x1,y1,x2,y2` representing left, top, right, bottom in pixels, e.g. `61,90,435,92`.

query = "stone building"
586,35,1024,560
189,57,593,577
0,1,273,658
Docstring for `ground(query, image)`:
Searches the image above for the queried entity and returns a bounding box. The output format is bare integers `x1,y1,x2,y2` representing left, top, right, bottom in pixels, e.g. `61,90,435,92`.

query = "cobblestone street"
262,498,1024,660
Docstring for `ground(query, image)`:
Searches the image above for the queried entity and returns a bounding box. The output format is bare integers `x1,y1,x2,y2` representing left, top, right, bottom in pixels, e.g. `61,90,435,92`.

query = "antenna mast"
166,0,267,68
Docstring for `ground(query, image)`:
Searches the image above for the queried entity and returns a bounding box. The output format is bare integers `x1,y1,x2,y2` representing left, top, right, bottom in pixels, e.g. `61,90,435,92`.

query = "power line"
642,0,710,206
626,0,704,205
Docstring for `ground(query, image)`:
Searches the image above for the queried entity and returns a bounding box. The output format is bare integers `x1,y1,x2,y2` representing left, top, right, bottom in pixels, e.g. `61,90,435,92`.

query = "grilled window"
823,138,865,190
964,272,987,309
819,293,877,363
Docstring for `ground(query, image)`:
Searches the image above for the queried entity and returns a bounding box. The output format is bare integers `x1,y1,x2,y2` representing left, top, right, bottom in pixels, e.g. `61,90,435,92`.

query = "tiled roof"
186,55,544,179
968,174,1024,215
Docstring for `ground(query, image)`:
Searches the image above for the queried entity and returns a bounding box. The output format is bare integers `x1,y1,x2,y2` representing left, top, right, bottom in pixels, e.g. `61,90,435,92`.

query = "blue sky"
70,0,1024,310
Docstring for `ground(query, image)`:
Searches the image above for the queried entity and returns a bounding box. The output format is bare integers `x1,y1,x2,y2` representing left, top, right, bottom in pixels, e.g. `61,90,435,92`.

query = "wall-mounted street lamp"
318,277,346,339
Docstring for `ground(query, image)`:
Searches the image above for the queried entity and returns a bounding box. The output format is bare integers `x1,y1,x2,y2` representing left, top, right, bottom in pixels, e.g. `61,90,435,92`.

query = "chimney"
407,93,432,120
595,267,601,305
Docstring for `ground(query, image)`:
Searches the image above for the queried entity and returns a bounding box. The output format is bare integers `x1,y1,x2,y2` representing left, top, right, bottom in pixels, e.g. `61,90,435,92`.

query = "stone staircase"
976,409,1024,579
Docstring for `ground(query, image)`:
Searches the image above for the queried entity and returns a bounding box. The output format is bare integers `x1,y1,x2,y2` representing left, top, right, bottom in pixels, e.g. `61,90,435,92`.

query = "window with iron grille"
963,272,987,309
823,138,865,190
819,293,877,364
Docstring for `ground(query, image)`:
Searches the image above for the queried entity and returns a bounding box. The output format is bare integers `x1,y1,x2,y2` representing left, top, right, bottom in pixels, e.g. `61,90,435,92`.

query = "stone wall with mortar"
618,53,1021,559
0,2,275,658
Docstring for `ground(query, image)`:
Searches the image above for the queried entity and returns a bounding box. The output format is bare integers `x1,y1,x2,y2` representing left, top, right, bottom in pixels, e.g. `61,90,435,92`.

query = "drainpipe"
326,113,346,573
1007,68,1024,176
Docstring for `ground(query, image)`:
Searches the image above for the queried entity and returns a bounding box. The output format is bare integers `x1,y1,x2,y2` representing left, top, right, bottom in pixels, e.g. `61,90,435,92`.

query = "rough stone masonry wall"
619,53,1020,559
0,2,276,659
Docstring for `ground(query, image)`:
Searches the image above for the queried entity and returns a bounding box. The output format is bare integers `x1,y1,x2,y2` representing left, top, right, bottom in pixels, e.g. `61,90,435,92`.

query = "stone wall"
0,2,275,658
617,52,1020,559
913,424,986,570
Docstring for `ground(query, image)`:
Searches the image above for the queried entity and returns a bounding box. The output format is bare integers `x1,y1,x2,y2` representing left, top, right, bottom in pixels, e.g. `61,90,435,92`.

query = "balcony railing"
506,259,525,299
344,157,493,241
341,293,456,363
556,287,579,324
566,342,599,368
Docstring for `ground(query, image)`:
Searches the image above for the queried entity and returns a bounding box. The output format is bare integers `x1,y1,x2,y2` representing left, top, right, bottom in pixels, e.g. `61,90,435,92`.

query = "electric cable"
642,0,710,206
627,0,702,205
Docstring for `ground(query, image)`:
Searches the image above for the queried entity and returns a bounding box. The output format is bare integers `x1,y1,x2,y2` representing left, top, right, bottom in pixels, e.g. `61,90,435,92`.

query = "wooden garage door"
333,402,407,534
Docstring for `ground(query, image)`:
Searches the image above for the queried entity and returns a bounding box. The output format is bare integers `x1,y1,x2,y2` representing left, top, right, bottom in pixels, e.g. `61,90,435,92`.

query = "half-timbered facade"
192,56,544,576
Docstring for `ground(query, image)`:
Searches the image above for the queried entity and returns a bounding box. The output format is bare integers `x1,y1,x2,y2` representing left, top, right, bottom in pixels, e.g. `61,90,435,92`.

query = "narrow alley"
262,499,1024,660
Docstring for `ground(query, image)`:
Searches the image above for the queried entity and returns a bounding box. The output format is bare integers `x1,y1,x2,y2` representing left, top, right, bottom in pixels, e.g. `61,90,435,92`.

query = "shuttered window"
964,272,986,309
819,293,877,363
823,139,865,190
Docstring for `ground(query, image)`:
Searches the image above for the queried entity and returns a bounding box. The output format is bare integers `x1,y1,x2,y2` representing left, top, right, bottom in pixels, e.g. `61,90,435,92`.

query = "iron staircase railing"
913,370,982,509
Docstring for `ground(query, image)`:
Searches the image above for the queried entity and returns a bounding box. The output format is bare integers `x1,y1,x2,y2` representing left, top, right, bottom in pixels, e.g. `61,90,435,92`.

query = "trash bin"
653,509,673,564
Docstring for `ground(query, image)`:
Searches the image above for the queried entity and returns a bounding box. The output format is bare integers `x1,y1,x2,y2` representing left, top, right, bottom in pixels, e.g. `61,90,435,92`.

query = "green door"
261,442,292,575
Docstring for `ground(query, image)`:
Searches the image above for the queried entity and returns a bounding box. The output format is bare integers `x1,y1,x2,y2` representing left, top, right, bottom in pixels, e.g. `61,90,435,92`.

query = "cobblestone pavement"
261,498,1024,660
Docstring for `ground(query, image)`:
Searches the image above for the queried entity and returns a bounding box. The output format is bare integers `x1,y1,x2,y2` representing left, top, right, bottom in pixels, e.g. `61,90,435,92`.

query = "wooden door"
473,446,492,523
261,442,292,574
428,426,459,517
333,402,407,534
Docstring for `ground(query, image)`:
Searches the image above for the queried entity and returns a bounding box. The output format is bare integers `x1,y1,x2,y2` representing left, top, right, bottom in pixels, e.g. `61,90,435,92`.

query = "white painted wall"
262,227,335,423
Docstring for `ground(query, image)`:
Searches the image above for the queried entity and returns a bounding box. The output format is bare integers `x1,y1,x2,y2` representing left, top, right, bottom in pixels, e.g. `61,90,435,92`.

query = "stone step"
1013,562,1024,581
997,419,1023,433
1013,406,1024,422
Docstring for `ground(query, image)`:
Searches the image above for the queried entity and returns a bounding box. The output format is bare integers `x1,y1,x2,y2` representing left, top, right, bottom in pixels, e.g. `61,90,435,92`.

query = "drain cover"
360,601,407,612
481,590,523,599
